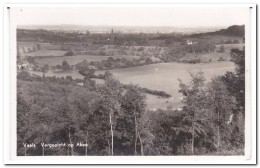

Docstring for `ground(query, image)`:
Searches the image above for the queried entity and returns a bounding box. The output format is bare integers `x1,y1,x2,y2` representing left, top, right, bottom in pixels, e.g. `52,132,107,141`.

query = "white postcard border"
3,3,257,165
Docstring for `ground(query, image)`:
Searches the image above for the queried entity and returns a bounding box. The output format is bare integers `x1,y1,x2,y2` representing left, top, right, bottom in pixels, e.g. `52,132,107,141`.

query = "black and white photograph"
3,3,257,164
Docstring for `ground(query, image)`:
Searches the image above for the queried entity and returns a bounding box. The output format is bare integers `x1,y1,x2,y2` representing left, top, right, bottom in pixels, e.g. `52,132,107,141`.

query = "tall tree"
97,76,123,155
207,77,236,153
62,60,71,71
120,84,148,155
222,48,245,114
17,94,32,156
178,72,210,155
221,48,245,150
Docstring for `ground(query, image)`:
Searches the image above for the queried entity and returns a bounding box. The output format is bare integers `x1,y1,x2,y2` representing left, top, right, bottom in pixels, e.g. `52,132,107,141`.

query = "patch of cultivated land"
30,61,235,110
25,50,68,57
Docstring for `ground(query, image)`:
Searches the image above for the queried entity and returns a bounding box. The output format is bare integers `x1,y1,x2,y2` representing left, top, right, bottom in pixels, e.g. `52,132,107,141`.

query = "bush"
64,50,75,56
182,59,202,64
233,40,239,44
137,47,145,51
218,45,225,53
62,60,72,71
99,51,106,56
218,57,225,61
141,88,171,98
17,71,32,81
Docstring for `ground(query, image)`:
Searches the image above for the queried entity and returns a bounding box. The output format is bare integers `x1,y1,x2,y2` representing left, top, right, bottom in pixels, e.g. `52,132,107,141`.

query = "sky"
11,7,250,28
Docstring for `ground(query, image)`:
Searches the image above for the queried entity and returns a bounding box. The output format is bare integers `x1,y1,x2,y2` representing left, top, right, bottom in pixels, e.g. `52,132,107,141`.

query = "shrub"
64,50,75,56
218,57,225,61
218,45,225,53
17,71,32,81
99,51,106,56
141,88,172,98
137,47,145,51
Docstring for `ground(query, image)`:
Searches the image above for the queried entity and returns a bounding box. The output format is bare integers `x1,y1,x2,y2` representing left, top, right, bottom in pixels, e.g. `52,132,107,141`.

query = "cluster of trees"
64,49,75,56
27,56,35,64
76,56,157,71
54,60,73,71
160,42,216,63
139,87,171,98
221,40,240,44
185,42,216,54
17,72,152,156
174,48,245,154
180,59,203,64
17,48,245,156
176,73,241,154
144,48,244,155
17,71,83,85
218,45,225,53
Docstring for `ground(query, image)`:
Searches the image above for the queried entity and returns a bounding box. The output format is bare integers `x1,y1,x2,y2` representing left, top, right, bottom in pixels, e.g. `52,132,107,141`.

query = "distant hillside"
17,25,223,34
191,25,245,37
210,25,245,37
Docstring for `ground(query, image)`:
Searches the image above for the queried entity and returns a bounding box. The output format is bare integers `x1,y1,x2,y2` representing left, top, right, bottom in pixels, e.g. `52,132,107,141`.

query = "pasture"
25,50,68,57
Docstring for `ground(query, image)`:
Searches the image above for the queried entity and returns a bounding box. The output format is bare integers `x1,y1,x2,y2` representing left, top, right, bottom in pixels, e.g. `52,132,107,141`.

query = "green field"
25,50,68,57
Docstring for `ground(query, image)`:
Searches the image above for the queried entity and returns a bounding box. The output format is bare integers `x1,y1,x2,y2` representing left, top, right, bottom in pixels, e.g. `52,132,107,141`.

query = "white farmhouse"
186,40,193,45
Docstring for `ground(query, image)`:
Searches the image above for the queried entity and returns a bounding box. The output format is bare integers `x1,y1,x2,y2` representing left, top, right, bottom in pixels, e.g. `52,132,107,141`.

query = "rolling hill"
192,25,245,37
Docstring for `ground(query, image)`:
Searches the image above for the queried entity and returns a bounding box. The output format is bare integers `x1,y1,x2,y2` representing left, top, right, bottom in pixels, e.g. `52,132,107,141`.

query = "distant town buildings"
186,40,198,45
186,40,193,45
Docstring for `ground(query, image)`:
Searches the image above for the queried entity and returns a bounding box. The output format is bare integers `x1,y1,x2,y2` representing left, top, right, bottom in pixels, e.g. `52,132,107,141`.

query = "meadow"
25,50,68,57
